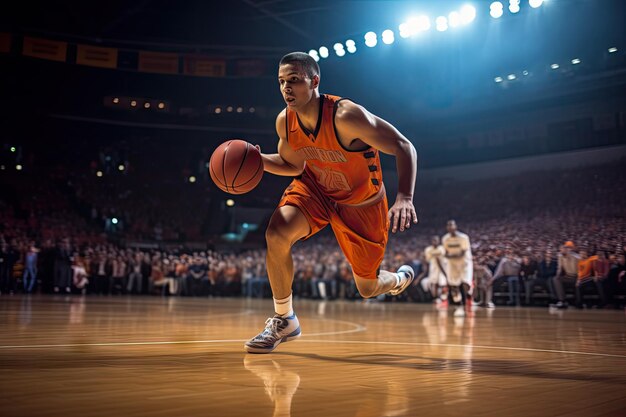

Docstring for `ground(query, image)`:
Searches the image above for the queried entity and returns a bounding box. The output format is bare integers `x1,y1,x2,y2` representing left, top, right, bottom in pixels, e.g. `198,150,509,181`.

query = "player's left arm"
335,101,418,233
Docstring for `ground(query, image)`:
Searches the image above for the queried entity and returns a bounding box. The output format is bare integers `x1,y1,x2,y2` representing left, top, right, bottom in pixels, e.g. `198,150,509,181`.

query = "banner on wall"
76,44,118,68
183,55,226,77
0,33,11,53
22,37,67,62
234,59,267,77
138,51,179,74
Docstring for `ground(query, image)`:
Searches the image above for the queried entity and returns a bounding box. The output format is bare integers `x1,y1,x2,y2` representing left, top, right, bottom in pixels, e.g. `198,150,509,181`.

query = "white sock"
274,294,293,317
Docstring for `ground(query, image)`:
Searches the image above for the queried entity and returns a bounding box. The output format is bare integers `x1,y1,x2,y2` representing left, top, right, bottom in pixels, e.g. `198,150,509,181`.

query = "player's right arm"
259,110,305,176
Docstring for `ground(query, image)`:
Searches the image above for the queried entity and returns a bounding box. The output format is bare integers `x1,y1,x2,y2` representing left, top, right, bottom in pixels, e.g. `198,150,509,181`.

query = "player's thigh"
266,205,312,246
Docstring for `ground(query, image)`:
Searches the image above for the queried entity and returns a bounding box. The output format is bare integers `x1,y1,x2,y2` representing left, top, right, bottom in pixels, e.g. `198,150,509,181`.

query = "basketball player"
245,52,418,353
441,220,473,317
423,236,448,304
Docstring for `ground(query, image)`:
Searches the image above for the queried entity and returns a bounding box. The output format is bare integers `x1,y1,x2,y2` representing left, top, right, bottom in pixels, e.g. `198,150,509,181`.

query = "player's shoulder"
441,233,451,241
275,109,287,137
334,98,370,125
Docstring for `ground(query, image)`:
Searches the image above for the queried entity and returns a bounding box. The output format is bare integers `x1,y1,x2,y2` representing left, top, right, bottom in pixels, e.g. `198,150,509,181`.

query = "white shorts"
428,271,447,287
446,259,473,287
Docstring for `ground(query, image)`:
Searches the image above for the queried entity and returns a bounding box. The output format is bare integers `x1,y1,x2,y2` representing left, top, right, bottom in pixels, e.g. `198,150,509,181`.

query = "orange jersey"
286,94,383,205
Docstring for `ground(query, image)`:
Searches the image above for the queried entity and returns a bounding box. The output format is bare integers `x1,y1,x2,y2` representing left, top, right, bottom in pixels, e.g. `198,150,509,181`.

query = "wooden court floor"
1,295,625,417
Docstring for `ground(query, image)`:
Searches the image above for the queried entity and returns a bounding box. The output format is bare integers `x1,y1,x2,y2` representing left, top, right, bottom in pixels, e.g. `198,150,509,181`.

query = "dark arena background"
1,1,626,416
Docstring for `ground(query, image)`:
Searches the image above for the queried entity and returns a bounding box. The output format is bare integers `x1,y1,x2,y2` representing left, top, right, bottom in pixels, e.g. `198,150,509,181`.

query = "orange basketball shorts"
277,173,389,280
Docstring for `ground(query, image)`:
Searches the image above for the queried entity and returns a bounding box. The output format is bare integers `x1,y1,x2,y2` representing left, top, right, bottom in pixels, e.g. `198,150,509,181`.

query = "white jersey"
442,232,473,286
424,245,447,286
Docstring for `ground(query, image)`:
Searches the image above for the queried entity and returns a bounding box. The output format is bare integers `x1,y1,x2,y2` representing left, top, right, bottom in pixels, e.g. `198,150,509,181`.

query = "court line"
0,318,366,349
296,339,626,359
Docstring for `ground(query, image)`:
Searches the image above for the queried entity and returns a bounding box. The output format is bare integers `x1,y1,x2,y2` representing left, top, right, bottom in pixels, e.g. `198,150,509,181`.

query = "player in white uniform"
423,236,448,302
441,220,473,316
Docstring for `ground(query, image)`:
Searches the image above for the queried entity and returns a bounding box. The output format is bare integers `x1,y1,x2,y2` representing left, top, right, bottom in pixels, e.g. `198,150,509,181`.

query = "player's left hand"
388,197,418,233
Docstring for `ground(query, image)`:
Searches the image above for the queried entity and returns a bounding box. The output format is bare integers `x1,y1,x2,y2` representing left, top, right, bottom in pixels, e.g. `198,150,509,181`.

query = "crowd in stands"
1,147,625,309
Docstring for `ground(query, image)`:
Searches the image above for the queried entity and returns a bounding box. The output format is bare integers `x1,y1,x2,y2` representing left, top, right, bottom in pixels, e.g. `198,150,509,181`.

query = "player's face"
446,221,457,234
431,236,439,246
278,63,318,109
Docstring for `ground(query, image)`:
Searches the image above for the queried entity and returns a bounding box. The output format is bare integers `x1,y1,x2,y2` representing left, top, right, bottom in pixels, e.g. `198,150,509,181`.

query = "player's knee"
265,225,290,248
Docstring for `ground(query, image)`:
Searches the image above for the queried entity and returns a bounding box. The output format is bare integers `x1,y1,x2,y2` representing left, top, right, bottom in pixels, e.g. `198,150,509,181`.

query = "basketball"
209,139,264,194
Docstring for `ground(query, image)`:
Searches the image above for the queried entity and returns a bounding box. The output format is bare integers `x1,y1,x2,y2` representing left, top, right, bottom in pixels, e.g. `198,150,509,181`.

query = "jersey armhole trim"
333,98,371,153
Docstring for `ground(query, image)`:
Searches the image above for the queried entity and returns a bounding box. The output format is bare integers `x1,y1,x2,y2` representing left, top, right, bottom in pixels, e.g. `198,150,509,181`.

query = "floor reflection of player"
244,356,301,417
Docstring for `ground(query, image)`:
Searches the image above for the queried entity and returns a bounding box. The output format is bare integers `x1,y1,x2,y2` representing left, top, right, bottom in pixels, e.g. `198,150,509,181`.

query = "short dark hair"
279,52,320,79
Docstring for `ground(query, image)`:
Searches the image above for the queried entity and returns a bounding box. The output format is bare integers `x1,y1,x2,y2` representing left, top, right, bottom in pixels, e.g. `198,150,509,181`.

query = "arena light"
571,58,581,65
494,76,503,83
448,11,461,28
551,63,560,69
112,217,118,225
460,5,476,24
118,164,125,171
509,0,520,13
189,176,196,183
435,16,449,32
507,73,516,80
96,170,103,177
0,165,5,170
529,0,543,8
608,47,618,53
226,199,235,207
144,102,151,109
10,146,16,152
522,70,529,76
215,107,222,114
16,164,23,171
490,2,504,19
382,29,395,44
333,42,346,56
399,23,410,38
249,107,256,113
112,97,120,104
157,102,165,109
319,46,329,58
345,39,357,53
364,31,378,47
236,107,243,113
130,100,137,107
226,106,233,113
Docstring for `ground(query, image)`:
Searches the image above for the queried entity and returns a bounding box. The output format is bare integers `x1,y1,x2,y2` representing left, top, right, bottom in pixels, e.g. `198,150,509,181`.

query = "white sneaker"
454,307,465,317
485,302,496,309
388,265,415,296
245,314,301,354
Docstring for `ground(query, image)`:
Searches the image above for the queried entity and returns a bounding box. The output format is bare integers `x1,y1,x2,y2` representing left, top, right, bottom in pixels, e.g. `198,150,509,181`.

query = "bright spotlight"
529,0,543,8
189,176,196,183
112,217,118,225
507,74,516,80
551,63,560,70
112,97,119,104
436,16,448,32
460,5,476,24
227,106,233,112
490,2,504,18
571,58,581,65
215,107,222,114
130,100,137,107
226,199,235,207
494,76,504,83
16,164,23,171
308,49,320,62
319,46,329,58
608,47,618,53
144,102,150,109
406,15,430,35
345,39,357,53
236,107,243,113
96,171,103,177
158,102,165,109
399,23,410,38
10,146,16,152
118,164,125,171
364,31,378,47
522,70,529,76
449,11,461,27
334,43,346,56
509,0,521,13
382,29,395,44
336,48,346,57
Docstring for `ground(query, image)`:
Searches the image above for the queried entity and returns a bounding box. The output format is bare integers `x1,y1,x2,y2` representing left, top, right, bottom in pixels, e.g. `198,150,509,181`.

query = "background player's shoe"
389,265,415,296
245,314,301,354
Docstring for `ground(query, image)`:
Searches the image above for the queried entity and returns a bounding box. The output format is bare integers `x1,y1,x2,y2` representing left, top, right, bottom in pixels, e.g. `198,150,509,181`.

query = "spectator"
551,241,580,309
